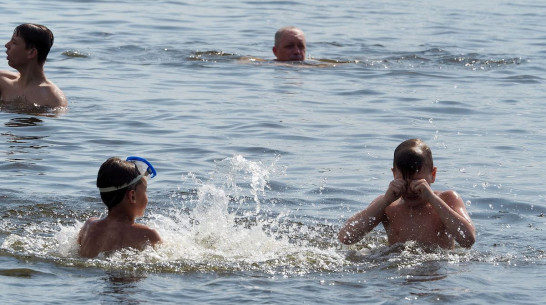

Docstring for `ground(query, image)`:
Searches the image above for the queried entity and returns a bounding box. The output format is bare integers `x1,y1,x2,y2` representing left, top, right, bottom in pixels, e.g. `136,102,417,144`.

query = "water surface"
1,0,545,304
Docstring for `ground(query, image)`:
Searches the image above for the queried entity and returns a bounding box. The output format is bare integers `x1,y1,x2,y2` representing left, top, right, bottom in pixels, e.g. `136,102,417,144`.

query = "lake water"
1,0,545,304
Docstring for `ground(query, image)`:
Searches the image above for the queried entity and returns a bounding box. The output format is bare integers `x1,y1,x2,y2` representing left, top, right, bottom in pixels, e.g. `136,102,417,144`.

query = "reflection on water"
0,267,48,278
4,117,44,127
1,116,49,176
1,99,67,117
101,271,146,304
402,261,447,283
106,271,146,285
1,117,48,156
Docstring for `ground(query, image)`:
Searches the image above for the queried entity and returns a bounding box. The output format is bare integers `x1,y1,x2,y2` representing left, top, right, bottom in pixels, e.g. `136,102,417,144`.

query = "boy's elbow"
460,240,475,249
466,235,476,248
459,232,476,248
150,230,162,245
338,230,356,245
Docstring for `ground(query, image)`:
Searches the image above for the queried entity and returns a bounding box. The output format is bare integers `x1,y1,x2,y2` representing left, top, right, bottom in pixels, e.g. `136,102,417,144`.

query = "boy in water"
78,156,161,258
338,139,475,249
0,23,67,107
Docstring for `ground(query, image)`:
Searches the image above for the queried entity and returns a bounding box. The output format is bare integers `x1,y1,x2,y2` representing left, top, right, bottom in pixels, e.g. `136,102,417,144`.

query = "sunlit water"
1,0,545,304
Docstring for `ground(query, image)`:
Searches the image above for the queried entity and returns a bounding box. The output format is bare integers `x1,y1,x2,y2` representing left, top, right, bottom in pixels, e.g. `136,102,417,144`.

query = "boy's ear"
26,47,38,60
126,189,136,203
430,167,437,183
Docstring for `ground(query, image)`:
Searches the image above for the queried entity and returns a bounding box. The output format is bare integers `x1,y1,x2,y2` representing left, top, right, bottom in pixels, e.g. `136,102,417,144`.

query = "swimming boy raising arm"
338,139,476,249
78,156,161,258
409,178,475,248
337,177,406,245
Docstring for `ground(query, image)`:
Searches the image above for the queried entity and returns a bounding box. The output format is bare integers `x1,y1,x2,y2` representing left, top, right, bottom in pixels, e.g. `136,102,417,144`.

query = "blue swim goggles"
98,156,157,193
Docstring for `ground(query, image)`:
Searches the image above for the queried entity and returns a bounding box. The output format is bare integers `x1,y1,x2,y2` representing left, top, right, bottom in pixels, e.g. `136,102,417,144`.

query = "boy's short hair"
393,139,434,180
14,23,54,63
96,157,141,210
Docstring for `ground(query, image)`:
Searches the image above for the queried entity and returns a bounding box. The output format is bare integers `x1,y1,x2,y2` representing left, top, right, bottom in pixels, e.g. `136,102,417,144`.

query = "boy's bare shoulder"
84,216,100,224
437,189,464,206
0,71,17,90
78,217,105,257
80,217,99,232
35,80,68,107
131,223,161,243
0,70,18,79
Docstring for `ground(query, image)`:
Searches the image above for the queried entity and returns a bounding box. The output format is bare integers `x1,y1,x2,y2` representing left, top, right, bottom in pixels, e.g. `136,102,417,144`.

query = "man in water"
272,26,306,61
338,139,475,249
0,23,67,108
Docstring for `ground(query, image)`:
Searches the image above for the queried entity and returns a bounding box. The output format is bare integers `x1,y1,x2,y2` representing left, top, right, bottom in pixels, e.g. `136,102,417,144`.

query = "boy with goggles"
78,156,161,258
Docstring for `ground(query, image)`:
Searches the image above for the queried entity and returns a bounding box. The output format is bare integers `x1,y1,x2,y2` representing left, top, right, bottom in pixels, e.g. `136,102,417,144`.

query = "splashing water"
1,155,345,274
1,154,499,275
148,154,346,274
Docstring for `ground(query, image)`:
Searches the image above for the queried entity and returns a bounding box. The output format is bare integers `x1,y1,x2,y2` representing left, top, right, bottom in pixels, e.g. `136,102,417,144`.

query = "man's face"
273,29,306,61
5,34,30,68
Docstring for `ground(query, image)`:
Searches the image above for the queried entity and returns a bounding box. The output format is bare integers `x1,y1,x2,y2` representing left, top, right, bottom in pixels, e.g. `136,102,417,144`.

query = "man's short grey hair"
274,26,303,47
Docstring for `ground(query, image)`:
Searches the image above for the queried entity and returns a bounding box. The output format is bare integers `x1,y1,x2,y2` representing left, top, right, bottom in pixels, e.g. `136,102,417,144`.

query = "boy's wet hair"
393,139,433,180
14,23,54,63
96,157,141,210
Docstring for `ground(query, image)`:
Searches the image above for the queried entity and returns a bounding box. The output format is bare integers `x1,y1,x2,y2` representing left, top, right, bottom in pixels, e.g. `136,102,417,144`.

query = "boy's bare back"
78,217,161,258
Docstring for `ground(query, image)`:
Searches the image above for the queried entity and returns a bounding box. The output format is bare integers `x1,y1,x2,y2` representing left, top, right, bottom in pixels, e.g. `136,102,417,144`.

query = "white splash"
30,154,345,273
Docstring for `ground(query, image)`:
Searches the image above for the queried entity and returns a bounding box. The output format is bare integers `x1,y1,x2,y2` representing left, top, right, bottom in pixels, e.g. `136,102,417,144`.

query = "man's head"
393,139,435,181
96,157,143,210
12,23,54,64
272,26,306,61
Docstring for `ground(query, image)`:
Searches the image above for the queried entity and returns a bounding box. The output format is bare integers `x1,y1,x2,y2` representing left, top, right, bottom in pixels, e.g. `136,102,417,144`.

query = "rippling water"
1,0,545,304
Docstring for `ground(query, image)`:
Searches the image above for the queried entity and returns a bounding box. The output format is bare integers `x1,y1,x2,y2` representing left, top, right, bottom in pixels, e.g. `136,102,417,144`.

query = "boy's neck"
16,64,47,86
400,198,428,208
107,205,137,224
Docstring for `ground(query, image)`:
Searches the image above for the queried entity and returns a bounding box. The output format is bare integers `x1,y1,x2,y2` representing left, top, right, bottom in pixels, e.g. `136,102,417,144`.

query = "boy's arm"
411,180,476,248
148,228,162,245
134,224,162,248
433,190,475,248
0,71,17,99
77,218,96,245
338,178,406,245
338,195,389,245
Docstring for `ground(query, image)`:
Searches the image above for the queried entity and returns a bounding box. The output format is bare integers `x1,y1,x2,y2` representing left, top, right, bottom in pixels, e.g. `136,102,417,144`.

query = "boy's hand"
384,178,406,204
409,179,435,201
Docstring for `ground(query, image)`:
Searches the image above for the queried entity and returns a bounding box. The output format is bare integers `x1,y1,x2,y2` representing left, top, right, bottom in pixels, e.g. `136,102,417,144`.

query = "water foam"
0,154,344,274
1,154,512,275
